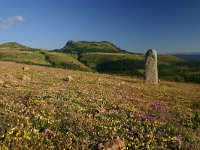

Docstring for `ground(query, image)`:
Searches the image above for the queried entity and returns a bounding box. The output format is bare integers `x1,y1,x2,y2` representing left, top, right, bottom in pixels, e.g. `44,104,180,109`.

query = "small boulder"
22,66,29,71
44,129,54,135
22,75,31,81
0,79,4,86
4,74,9,77
97,107,107,114
98,139,126,150
63,75,73,82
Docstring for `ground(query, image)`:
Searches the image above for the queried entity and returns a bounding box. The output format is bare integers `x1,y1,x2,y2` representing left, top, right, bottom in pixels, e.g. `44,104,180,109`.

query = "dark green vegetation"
158,56,200,83
79,52,144,76
78,53,200,83
1,62,200,149
60,40,126,54
0,41,200,84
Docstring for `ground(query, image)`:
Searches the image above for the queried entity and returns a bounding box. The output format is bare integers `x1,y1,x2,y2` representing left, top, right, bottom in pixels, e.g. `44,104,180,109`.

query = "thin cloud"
0,15,25,29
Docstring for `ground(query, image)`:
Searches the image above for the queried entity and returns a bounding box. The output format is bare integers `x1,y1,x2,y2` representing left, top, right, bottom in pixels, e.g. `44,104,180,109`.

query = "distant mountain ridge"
173,53,200,61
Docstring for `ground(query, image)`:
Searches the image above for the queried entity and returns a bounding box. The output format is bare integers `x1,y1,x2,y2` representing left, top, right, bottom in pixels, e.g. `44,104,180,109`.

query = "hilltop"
0,42,39,51
0,61,200,149
0,41,200,84
59,40,126,54
0,42,26,50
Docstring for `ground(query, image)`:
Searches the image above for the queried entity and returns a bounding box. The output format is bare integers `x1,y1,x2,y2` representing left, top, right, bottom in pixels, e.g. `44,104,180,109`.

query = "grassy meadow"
0,50,51,66
0,61,200,149
0,42,200,149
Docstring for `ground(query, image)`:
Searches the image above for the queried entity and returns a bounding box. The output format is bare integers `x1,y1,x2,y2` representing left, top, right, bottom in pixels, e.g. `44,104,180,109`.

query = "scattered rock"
97,107,107,114
44,129,54,135
4,74,9,77
121,81,126,85
98,139,126,150
63,75,73,82
0,79,4,86
22,75,31,81
3,83,11,88
99,98,103,102
98,143,104,150
145,49,158,84
22,66,30,71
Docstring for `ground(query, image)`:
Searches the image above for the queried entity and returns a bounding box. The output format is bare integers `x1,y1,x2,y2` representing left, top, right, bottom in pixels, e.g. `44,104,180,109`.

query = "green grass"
0,42,26,49
0,42,41,52
0,42,91,71
0,50,51,66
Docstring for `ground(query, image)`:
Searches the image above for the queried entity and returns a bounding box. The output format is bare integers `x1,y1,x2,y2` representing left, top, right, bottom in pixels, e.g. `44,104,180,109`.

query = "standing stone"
145,49,158,84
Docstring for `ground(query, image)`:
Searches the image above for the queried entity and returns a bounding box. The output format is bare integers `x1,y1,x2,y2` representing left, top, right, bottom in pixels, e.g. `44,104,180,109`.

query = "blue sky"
0,0,200,53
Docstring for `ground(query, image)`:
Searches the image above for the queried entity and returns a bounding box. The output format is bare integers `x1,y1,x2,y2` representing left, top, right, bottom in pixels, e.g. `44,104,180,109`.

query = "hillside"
42,52,91,71
0,42,90,71
0,61,200,149
0,42,26,49
0,42,40,51
58,41,200,84
60,41,125,54
79,53,200,83
1,42,200,84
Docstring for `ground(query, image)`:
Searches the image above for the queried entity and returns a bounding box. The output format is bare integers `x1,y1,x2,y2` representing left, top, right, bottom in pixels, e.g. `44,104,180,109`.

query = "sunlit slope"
0,42,27,50
0,50,51,66
0,61,200,149
43,52,91,71
0,42,90,71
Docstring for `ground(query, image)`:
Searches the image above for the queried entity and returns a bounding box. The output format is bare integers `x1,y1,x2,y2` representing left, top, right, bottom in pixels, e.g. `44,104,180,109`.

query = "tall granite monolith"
145,49,158,84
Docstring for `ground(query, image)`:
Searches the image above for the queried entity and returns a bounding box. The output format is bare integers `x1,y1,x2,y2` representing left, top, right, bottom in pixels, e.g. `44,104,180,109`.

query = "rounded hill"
0,42,27,49
60,40,126,54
